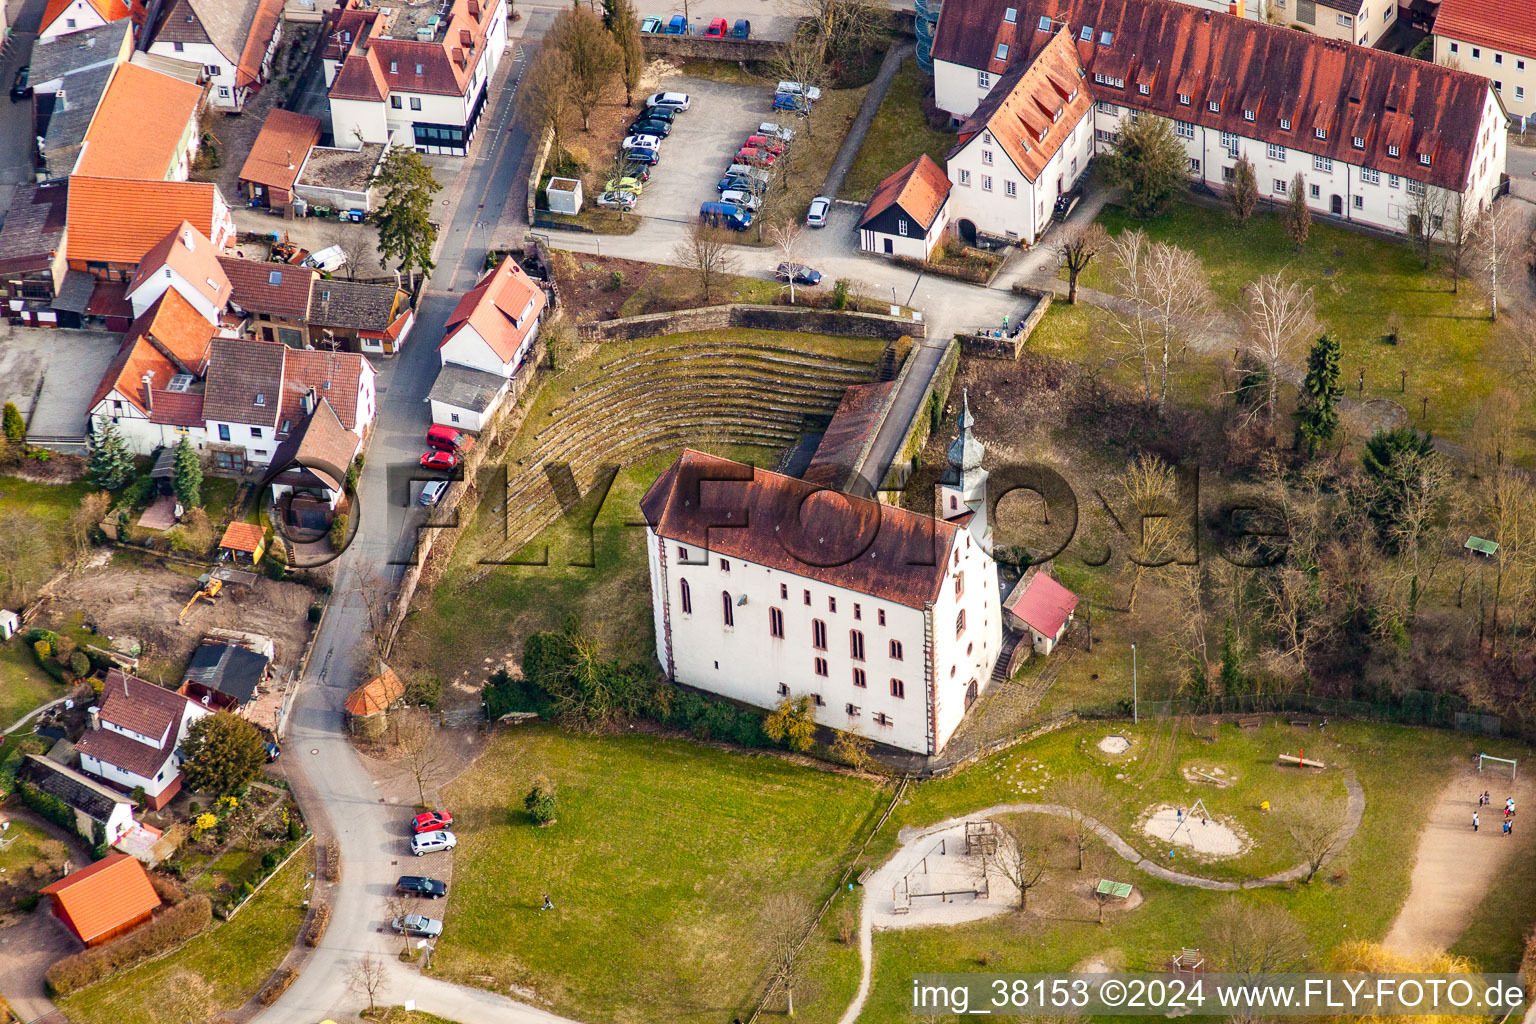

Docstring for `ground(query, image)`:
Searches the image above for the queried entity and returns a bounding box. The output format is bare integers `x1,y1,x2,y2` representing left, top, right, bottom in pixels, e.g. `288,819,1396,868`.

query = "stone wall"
640,34,785,62
880,337,960,497
579,303,927,343
960,287,1052,360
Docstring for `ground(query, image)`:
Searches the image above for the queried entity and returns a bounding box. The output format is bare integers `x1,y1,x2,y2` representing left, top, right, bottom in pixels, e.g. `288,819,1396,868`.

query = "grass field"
59,849,310,1024
437,727,884,1024
1066,200,1523,458
0,472,94,596
840,56,955,200
0,641,68,731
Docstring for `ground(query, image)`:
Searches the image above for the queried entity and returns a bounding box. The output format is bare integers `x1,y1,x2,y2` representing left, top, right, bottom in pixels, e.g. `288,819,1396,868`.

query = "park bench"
1236,715,1262,730
1288,717,1313,727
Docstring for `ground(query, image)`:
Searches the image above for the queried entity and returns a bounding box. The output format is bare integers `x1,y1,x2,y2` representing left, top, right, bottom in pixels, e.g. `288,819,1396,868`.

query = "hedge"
304,900,331,947
324,840,340,882
149,872,187,906
257,966,298,1005
16,780,80,837
45,894,213,996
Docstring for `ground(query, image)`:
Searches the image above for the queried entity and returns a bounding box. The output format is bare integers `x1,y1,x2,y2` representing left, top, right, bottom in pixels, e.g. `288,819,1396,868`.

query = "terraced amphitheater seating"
580,304,926,343
461,334,887,579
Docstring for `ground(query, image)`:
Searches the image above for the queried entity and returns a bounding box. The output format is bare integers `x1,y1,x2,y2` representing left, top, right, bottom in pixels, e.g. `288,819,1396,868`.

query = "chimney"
1229,0,1240,14
182,225,195,249
452,46,465,67
301,386,315,414
142,371,155,412
467,0,480,17
88,705,100,730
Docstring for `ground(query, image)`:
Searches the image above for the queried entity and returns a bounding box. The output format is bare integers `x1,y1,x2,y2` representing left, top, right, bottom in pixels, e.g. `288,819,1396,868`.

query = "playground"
1140,800,1248,859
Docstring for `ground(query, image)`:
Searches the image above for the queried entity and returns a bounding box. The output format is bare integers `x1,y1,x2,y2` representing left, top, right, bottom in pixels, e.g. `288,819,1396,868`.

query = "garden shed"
546,177,583,215
344,666,404,736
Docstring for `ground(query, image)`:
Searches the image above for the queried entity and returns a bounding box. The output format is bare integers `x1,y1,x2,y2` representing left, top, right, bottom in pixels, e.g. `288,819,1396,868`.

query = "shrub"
149,873,187,906
405,672,442,710
45,894,212,996
189,800,201,815
524,774,558,825
14,892,40,913
305,900,332,946
68,650,91,678
287,816,303,842
257,966,298,1005
832,279,850,310
608,269,624,291
328,512,349,550
261,850,281,872
130,785,147,807
32,639,51,662
325,840,340,882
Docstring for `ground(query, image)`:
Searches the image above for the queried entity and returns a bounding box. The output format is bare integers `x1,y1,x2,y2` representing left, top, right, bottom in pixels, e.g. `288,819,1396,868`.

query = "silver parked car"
411,830,457,856
392,913,444,938
806,195,831,228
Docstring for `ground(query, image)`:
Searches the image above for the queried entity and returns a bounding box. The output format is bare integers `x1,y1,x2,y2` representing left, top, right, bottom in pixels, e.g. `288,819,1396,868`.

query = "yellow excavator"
177,576,223,625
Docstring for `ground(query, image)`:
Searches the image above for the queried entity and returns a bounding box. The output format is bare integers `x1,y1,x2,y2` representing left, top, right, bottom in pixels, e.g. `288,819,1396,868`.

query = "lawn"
0,472,95,596
778,84,870,224
59,849,311,1024
839,55,956,200
0,641,69,732
1070,200,1522,459
437,727,885,1024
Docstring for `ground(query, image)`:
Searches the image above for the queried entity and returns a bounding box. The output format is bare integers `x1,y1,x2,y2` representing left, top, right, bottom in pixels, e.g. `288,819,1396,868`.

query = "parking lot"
627,75,784,230
0,325,120,442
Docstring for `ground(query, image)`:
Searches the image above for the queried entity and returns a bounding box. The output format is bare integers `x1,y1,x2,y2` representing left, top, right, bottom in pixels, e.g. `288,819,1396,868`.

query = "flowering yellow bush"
195,813,217,832
216,795,238,814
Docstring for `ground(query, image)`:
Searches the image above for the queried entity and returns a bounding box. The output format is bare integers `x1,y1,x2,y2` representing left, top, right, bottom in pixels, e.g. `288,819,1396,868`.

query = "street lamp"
1131,642,1138,725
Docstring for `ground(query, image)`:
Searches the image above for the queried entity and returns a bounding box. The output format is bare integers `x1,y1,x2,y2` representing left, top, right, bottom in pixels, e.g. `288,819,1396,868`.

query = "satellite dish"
736,593,748,606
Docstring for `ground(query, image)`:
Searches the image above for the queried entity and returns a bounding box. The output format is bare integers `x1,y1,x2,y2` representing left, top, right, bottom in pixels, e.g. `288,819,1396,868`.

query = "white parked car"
622,133,662,151
806,195,831,228
596,190,638,210
757,122,795,142
645,91,691,111
776,80,822,101
303,244,348,272
411,830,457,856
718,189,761,211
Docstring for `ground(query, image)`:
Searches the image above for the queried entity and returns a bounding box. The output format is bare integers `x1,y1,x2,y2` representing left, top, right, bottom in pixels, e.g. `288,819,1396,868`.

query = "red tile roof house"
76,670,212,810
859,154,954,259
320,0,512,156
1432,0,1536,120
124,221,232,325
429,256,545,429
38,0,143,43
238,108,323,209
86,288,215,456
928,0,1507,240
40,854,162,947
143,0,285,112
1002,568,1080,656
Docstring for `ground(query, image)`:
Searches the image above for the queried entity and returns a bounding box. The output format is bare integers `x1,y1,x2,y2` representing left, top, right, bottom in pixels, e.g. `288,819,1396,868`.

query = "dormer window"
1243,109,1254,121
255,392,266,407
1037,128,1048,142
1315,127,1326,139
1037,14,1051,30
390,61,398,73
1178,93,1190,105
995,42,1009,59
1280,117,1291,130
1388,144,1399,156
1079,25,1092,40
1352,135,1365,149
1004,6,1017,22
1138,83,1149,95
1208,100,1219,112
1418,153,1431,165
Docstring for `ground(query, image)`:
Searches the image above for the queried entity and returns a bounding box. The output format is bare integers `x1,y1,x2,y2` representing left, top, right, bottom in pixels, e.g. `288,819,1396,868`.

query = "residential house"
945,29,1096,246
0,182,70,325
179,640,270,713
1433,0,1536,119
322,0,510,156
1269,0,1397,45
929,0,1506,238
306,279,415,355
238,108,323,208
858,154,953,259
76,669,212,809
38,854,162,947
219,257,317,346
144,0,285,111
38,0,139,42
266,396,363,520
29,20,136,179
15,755,138,848
294,142,386,214
344,666,404,734
124,221,231,323
429,256,545,428
1002,567,1079,655
73,60,205,181
641,413,1002,757
87,289,215,455
65,177,234,279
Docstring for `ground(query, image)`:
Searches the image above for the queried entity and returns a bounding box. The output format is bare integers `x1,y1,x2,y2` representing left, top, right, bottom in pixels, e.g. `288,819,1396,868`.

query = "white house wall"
331,96,391,146
128,268,222,324
1436,35,1535,118
946,115,1094,245
40,0,109,40
860,204,946,259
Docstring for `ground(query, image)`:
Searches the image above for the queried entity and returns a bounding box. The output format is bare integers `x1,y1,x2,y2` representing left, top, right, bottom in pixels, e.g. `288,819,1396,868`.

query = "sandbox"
1141,805,1248,857
1098,735,1131,755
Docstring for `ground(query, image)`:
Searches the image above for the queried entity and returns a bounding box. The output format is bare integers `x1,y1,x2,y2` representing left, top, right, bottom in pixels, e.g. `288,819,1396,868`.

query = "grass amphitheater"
393,328,893,684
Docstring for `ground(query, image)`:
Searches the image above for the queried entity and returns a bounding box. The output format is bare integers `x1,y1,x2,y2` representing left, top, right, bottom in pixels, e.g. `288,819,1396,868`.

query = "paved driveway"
0,325,120,442
0,908,81,1023
633,76,776,230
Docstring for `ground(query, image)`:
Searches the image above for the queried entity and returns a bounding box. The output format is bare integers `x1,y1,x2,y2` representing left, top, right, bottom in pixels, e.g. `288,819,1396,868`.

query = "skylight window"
1079,25,1092,40
996,42,1009,59
1004,7,1017,22
1099,30,1112,45
269,270,282,285
1037,15,1051,30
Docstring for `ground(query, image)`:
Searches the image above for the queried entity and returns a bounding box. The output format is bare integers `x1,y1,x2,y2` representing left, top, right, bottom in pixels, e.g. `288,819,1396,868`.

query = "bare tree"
1403,183,1449,269
986,815,1047,910
384,892,415,954
1443,192,1477,293
347,953,389,1014
1055,222,1108,305
68,490,112,563
0,510,47,607
1485,469,1534,657
325,229,371,281
769,220,805,303
519,49,579,162
607,0,645,105
1283,793,1347,883
355,568,396,670
1105,453,1182,613
1052,773,1111,870
394,707,446,806
546,7,622,131
672,222,739,301
1206,900,1307,1024
1102,229,1215,412
1470,387,1520,472
761,894,813,1018
1472,198,1528,321
772,32,828,139
1240,271,1318,422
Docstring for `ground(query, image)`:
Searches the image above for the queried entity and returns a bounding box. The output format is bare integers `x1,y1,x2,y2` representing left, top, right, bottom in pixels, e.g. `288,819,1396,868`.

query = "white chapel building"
641,404,1002,757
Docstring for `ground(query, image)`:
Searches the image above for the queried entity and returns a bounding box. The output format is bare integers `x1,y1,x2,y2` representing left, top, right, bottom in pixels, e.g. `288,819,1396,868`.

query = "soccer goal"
1478,754,1518,780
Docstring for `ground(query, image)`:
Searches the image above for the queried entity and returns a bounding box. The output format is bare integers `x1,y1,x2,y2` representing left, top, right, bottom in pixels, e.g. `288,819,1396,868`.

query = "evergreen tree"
1283,172,1311,247
1295,334,1343,457
371,146,443,287
180,712,267,794
172,434,202,508
2,401,24,442
87,421,134,490
1100,115,1190,218
1228,155,1258,226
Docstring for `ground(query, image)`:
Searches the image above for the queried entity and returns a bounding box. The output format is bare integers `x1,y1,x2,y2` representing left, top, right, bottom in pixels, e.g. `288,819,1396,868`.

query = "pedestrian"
1504,820,1512,836
541,893,553,911
1176,808,1184,823
1003,314,1010,331
1474,811,1480,832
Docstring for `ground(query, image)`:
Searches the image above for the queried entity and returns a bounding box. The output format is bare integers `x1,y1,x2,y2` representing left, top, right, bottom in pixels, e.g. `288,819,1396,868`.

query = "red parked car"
734,146,776,167
419,450,459,470
413,811,454,833
704,17,727,37
425,424,475,452
744,134,785,155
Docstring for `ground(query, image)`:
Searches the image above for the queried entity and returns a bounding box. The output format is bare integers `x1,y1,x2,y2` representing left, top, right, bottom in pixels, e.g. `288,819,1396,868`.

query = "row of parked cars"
640,15,750,37
699,119,798,231
395,811,455,940
597,92,692,212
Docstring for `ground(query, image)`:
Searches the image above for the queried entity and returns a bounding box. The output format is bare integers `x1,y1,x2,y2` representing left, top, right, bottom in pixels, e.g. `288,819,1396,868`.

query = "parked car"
425,424,475,452
620,163,653,183
664,14,688,33
699,201,753,231
717,175,765,194
302,244,347,273
265,741,281,762
724,163,768,183
396,875,449,898
392,913,444,938
775,263,823,286
806,195,832,228
419,450,459,471
757,122,794,142
604,175,645,194
745,134,786,155
628,118,672,138
773,92,810,114
732,18,751,37
636,104,675,123
410,830,457,855
623,133,663,151
624,146,661,165
640,15,663,32
776,80,822,101
645,91,691,111
734,146,776,167
719,189,762,211
10,65,30,101
413,811,454,833
704,17,727,36
596,190,638,211
419,480,449,507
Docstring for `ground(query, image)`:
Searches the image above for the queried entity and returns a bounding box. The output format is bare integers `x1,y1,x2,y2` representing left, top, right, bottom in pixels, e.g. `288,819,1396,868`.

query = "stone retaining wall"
580,303,927,343
640,34,785,62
